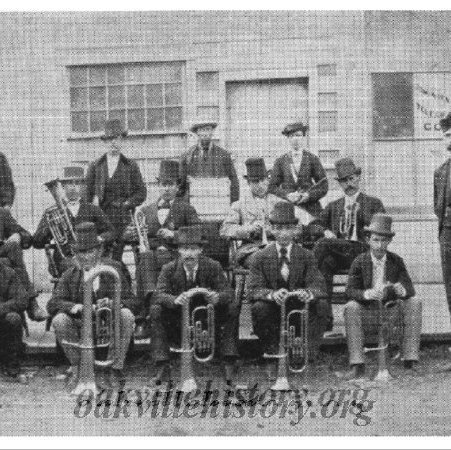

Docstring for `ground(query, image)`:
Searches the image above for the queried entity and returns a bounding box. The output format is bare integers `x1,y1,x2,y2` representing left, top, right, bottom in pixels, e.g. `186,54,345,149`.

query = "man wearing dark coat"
33,166,115,277
179,122,239,204
85,119,147,262
344,214,421,379
247,202,329,361
149,225,239,385
0,152,15,209
434,112,451,316
269,122,328,218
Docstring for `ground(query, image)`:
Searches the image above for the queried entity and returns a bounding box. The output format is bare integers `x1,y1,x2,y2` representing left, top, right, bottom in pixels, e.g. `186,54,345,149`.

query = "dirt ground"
1,344,451,436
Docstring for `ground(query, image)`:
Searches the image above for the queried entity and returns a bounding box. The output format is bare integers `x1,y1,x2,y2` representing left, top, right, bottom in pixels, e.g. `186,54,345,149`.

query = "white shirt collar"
276,242,293,260
183,263,199,278
345,191,360,206
158,198,174,207
371,252,387,266
290,149,304,162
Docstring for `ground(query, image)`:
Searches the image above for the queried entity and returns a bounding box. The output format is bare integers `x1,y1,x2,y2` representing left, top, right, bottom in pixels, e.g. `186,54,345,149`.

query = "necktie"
279,247,290,282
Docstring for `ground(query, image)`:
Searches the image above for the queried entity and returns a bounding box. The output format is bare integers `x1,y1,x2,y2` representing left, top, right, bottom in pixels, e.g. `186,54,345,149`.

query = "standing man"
312,158,385,329
33,166,115,277
269,122,328,218
180,122,239,204
86,119,147,262
0,152,15,209
344,214,421,379
434,112,451,316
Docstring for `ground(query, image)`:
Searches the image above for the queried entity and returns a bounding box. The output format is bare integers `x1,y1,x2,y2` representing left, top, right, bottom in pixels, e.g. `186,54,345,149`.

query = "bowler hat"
190,122,218,133
157,160,180,184
269,202,299,225
282,122,309,137
73,222,101,252
439,112,451,133
101,119,128,140
364,213,395,237
59,166,85,183
243,158,269,182
334,157,362,181
175,226,208,246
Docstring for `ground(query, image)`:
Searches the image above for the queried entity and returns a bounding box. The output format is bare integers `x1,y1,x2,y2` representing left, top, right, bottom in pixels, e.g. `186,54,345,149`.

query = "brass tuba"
44,179,77,258
339,202,360,241
63,264,122,396
171,288,215,393
264,289,313,391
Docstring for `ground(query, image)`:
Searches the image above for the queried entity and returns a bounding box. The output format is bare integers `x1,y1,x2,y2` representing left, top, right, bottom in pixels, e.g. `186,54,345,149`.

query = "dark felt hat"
439,112,451,133
269,202,299,225
175,226,208,246
244,158,269,182
101,119,128,140
364,213,395,237
334,157,362,181
282,122,309,136
73,222,101,252
157,160,180,184
190,122,218,133
60,166,85,183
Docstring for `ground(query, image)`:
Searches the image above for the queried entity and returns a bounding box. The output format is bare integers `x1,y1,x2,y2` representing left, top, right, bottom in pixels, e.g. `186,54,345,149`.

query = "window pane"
128,109,145,131
317,64,337,77
372,73,413,138
89,66,106,85
108,66,125,85
70,87,88,110
109,109,126,125
164,63,183,83
146,84,164,107
318,93,337,111
165,107,183,130
71,112,89,132
89,87,106,109
165,83,182,106
70,67,88,86
319,111,337,133
128,85,145,108
147,108,164,130
127,65,144,84
108,86,125,109
90,111,107,132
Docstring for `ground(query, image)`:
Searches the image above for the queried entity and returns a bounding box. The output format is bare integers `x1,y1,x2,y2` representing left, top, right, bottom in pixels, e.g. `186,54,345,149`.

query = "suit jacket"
0,153,15,208
247,242,327,302
268,151,328,217
180,143,240,203
314,192,385,242
0,208,32,249
434,158,450,235
86,153,147,210
33,201,115,252
47,257,139,317
154,255,234,309
0,262,28,317
346,250,415,302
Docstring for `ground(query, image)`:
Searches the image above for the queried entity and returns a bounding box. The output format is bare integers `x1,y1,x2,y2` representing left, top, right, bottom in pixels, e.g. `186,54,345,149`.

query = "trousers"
439,227,451,316
0,312,23,365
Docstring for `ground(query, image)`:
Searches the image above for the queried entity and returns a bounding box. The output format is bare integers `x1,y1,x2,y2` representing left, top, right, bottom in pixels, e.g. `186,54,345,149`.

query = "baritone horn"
62,264,122,396
264,289,313,391
171,288,215,393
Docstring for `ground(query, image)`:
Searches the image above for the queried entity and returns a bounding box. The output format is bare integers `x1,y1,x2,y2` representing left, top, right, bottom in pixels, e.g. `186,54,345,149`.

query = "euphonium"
264,289,313,391
63,264,122,396
44,179,77,258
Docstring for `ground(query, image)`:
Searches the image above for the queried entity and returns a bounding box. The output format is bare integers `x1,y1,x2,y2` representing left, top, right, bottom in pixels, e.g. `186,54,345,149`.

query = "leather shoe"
97,368,113,390
341,364,365,381
27,297,47,322
148,361,170,386
111,369,126,390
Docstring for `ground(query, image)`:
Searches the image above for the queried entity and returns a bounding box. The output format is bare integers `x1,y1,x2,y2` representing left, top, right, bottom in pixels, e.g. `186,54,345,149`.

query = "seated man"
0,207,46,321
33,166,115,277
47,222,139,389
149,225,239,385
344,214,421,379
221,157,296,268
247,202,329,361
0,262,29,381
312,157,385,329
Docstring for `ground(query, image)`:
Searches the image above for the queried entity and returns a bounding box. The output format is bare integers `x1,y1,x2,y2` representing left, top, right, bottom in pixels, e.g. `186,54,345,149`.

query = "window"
69,62,184,135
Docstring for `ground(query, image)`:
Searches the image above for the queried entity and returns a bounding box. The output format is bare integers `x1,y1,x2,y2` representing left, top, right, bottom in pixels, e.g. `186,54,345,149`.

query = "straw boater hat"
190,121,218,133
282,122,309,136
269,202,299,225
73,222,101,252
175,226,208,246
243,158,269,182
157,160,180,184
59,166,85,183
439,112,451,133
364,214,395,238
334,157,362,181
101,119,128,140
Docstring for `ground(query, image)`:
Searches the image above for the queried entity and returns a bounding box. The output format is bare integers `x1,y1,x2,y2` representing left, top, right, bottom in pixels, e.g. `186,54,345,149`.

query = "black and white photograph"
0,7,450,442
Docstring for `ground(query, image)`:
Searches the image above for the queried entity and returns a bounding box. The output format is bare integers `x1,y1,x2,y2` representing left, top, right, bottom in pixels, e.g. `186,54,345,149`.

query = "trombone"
264,289,313,391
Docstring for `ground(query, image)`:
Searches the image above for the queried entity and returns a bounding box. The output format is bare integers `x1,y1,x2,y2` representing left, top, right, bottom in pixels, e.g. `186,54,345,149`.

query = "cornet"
339,202,360,241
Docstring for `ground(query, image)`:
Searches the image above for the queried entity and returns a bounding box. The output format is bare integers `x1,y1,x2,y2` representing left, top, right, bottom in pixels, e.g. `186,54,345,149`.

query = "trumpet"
131,208,150,253
339,202,360,241
63,264,122,396
171,288,215,393
264,289,313,391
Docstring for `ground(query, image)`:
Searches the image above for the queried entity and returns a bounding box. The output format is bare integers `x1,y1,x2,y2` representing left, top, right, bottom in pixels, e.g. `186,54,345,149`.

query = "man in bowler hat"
86,119,147,262
269,122,328,218
344,214,421,379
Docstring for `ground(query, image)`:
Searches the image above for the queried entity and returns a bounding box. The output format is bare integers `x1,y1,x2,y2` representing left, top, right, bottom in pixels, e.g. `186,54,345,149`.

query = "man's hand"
324,229,337,239
174,292,190,306
364,288,384,301
272,288,289,305
3,204,11,211
287,192,301,203
92,196,100,207
292,289,312,301
298,192,310,204
206,290,220,306
251,221,264,234
6,233,21,245
97,297,112,309
157,228,175,239
393,282,406,297
70,304,83,315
